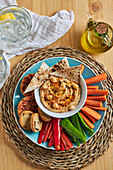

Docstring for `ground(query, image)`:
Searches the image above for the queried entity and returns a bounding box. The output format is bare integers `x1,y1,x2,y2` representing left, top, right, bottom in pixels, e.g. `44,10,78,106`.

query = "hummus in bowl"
40,76,81,113
34,75,87,118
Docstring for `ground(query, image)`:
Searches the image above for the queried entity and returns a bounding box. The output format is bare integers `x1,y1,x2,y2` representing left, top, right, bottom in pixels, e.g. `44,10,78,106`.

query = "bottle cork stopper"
96,23,107,35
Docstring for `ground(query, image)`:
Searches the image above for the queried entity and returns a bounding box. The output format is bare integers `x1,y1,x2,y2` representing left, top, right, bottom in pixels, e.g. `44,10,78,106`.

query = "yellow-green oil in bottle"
81,18,113,54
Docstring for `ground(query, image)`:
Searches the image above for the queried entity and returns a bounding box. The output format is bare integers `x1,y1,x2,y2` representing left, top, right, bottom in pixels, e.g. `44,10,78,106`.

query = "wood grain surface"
0,0,113,170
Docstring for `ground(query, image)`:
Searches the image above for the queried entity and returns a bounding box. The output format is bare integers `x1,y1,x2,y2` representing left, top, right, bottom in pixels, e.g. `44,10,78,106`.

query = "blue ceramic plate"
13,57,106,150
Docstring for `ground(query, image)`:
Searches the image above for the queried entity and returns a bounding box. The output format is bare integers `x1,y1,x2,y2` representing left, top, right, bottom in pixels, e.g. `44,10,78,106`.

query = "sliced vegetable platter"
13,57,106,150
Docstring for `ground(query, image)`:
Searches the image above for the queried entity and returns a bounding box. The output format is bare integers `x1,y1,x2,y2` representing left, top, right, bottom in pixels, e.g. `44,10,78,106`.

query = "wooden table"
0,0,113,169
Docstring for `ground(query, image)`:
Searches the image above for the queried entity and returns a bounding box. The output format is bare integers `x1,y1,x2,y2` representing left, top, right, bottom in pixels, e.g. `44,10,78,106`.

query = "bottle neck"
95,22,108,37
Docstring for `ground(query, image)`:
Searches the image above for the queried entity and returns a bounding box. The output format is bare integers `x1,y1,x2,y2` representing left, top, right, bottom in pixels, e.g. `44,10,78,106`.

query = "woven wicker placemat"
1,47,113,169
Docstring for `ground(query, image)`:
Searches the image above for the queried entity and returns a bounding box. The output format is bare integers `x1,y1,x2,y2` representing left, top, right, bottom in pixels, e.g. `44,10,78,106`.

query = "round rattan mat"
1,47,113,169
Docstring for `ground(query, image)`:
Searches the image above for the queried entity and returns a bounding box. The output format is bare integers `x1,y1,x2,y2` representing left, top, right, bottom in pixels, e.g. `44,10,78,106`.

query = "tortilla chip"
24,62,49,93
50,65,81,84
24,58,69,93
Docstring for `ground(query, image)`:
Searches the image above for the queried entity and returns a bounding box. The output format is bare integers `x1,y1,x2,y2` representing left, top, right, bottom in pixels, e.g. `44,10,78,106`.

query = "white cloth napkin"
0,0,74,89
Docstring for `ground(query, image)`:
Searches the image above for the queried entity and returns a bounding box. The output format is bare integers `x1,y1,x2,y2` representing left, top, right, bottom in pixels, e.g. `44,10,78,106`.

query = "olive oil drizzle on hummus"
40,77,81,113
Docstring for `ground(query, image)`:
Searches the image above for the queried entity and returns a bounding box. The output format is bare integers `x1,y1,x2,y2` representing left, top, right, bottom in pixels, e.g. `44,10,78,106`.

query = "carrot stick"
81,111,96,123
87,86,99,90
85,99,102,107
87,89,109,96
80,64,84,75
87,95,107,101
43,121,52,142
81,106,101,120
85,73,107,85
79,112,95,129
86,105,107,111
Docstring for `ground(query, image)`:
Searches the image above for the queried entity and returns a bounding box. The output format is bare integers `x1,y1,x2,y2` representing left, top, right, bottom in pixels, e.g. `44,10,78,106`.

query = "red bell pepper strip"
44,121,50,136
54,144,60,151
60,126,63,132
37,122,47,144
48,129,53,139
48,134,54,147
61,130,73,151
48,125,63,149
52,118,60,149
60,139,65,151
43,121,52,142
54,126,63,151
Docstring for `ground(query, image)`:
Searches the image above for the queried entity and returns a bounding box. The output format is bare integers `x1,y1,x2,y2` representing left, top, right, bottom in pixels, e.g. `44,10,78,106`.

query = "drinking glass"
0,53,7,84
0,5,32,49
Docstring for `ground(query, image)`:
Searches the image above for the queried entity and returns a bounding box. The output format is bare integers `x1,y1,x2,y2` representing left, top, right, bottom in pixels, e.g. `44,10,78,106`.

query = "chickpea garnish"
60,82,65,88
47,95,53,100
42,84,47,89
72,83,78,89
69,105,75,111
51,77,57,83
53,103,59,108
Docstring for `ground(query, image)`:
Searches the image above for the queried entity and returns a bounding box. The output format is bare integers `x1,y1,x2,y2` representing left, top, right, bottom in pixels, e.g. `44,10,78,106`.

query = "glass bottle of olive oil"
81,18,113,53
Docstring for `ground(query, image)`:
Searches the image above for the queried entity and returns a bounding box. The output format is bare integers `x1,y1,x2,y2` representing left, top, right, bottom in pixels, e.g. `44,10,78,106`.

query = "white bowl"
34,75,87,118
